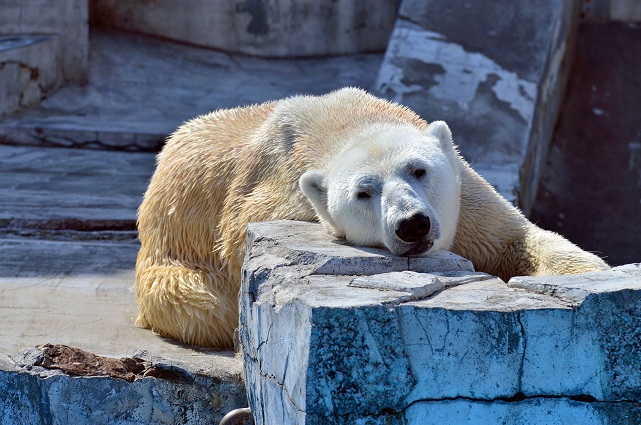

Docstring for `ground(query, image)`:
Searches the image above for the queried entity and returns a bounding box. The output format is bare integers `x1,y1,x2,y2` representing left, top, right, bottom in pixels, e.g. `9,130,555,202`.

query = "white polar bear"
135,88,609,347
300,121,461,258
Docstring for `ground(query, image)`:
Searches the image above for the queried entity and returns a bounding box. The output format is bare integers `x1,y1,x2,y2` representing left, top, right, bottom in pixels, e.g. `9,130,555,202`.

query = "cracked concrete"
240,220,641,424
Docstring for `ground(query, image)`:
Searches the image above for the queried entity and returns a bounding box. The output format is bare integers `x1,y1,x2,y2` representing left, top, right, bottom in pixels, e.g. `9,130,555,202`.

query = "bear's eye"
356,191,371,200
413,168,426,179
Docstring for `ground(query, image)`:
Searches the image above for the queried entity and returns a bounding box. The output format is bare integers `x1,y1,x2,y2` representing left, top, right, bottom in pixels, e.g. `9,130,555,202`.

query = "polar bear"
135,88,609,347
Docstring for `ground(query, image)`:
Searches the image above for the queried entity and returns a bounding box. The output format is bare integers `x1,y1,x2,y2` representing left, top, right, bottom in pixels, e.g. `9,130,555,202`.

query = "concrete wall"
92,0,401,57
583,0,641,21
0,36,62,118
374,0,581,214
0,0,88,83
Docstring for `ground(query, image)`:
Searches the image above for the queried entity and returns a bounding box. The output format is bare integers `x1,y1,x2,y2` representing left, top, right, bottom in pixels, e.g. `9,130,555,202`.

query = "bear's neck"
451,159,529,280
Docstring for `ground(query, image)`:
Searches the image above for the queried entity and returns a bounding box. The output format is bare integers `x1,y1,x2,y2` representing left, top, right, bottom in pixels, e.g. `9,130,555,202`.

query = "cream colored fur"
135,88,609,347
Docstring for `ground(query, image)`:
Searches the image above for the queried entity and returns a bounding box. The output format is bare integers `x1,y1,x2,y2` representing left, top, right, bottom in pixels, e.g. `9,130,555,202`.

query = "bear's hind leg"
135,264,237,348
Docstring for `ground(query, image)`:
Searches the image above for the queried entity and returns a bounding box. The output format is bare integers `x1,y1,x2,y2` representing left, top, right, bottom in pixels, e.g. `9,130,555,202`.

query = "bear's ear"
424,120,456,157
299,170,340,231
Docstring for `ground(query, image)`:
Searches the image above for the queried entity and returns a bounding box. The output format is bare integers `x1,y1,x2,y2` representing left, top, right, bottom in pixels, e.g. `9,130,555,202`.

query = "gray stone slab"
246,220,474,277
0,144,155,229
304,397,641,424
612,263,641,276
0,29,383,151
240,220,641,424
0,236,245,424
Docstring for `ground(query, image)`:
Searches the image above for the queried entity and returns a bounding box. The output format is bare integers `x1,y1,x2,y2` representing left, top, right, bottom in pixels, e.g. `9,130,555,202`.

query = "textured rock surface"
240,220,641,424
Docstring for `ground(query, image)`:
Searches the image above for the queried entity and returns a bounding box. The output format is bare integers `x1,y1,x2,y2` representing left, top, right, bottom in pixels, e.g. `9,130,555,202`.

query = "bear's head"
299,120,461,256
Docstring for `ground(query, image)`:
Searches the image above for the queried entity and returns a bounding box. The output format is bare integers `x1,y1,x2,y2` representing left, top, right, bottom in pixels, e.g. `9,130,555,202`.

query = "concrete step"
0,28,383,152
0,35,62,119
0,235,246,424
240,220,641,424
0,144,155,230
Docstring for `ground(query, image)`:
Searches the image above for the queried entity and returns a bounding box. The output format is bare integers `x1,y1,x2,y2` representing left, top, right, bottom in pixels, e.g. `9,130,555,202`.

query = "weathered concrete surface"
0,144,155,229
375,0,581,213
93,0,399,57
0,235,246,424
0,29,383,152
0,35,62,119
531,22,641,266
0,0,88,83
241,220,641,425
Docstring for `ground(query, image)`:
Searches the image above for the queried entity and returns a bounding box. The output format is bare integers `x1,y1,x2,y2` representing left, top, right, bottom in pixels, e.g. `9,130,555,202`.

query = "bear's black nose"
396,213,431,243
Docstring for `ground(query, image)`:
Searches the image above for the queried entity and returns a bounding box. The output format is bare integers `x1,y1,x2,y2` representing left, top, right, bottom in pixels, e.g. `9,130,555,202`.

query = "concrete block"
92,0,399,57
241,220,641,424
375,0,581,213
0,35,62,118
1,346,245,425
612,262,641,276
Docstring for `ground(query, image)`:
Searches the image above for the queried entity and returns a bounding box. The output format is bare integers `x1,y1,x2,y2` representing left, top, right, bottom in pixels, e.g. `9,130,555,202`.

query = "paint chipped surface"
377,25,537,124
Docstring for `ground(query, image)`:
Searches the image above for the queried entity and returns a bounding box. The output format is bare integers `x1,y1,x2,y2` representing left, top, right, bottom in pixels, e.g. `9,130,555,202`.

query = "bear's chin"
396,239,434,257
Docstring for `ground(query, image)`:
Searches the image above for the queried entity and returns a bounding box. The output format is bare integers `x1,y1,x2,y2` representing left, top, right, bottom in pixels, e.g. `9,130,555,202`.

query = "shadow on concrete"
532,22,641,266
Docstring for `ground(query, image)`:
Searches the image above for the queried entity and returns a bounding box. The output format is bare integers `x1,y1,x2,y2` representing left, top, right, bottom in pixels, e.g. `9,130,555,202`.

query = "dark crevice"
516,311,527,392
0,218,136,232
377,393,636,418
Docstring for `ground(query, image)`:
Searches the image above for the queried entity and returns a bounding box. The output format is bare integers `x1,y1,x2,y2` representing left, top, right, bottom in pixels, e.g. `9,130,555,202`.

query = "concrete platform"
0,143,246,423
0,144,155,229
374,0,581,213
0,237,246,424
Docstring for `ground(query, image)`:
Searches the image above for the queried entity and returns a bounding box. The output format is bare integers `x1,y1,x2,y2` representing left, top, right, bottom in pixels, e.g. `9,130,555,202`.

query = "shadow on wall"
531,22,641,266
